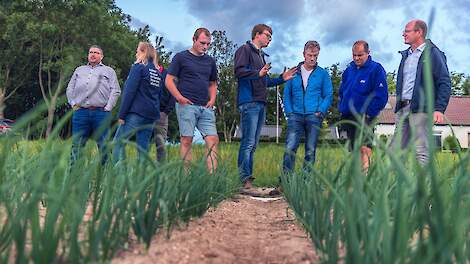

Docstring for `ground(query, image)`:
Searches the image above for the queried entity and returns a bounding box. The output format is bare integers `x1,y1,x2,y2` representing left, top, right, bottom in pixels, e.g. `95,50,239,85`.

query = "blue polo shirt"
168,50,217,106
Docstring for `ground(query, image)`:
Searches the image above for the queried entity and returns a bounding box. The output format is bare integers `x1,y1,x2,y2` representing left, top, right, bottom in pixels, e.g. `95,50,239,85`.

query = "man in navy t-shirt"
166,27,219,172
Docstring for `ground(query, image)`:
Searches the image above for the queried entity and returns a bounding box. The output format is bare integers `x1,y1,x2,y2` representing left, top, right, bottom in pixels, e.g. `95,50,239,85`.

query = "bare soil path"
112,190,318,264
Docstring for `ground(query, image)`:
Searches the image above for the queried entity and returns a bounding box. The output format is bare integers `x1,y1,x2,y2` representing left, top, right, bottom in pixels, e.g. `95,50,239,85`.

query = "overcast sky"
115,0,469,75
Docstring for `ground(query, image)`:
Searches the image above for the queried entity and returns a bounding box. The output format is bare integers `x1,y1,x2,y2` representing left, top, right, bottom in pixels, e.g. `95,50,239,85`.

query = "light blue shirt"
401,43,426,100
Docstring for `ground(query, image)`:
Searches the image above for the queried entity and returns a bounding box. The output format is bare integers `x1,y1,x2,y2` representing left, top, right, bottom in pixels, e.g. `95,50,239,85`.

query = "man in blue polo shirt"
339,40,388,172
166,28,218,172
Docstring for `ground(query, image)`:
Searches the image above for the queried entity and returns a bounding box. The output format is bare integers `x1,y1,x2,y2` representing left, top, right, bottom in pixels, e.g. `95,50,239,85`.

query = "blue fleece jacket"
339,56,388,118
395,40,451,113
234,41,285,106
118,62,162,121
283,63,333,115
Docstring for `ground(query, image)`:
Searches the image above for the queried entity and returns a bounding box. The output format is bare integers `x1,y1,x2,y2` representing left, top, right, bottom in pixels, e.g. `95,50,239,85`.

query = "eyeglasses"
263,32,272,40
403,29,418,33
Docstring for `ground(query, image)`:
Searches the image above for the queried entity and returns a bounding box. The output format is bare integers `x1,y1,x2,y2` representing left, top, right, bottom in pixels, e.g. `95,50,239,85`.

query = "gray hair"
304,40,320,52
89,45,103,55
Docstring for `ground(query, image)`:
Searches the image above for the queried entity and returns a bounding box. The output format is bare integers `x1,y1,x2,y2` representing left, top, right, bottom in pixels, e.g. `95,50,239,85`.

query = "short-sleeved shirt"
168,50,217,106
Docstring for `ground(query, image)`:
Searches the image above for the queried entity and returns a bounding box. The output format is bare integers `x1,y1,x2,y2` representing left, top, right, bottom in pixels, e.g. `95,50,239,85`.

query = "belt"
399,100,411,108
80,106,104,110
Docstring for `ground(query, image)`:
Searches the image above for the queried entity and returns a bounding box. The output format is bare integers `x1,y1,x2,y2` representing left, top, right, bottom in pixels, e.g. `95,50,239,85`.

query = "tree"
155,35,172,68
30,1,103,137
326,63,343,125
387,71,397,95
443,135,460,152
265,73,283,126
450,71,466,96
463,76,470,96
0,1,153,138
207,30,238,142
0,2,36,119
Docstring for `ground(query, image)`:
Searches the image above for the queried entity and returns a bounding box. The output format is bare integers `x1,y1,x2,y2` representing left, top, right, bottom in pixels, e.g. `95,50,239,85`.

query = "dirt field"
112,191,318,264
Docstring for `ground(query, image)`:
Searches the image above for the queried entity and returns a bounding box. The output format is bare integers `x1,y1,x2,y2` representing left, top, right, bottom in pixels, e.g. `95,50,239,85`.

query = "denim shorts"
176,103,217,137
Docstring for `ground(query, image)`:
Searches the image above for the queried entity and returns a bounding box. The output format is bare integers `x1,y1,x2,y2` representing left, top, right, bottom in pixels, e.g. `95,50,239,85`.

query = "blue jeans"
282,113,323,174
237,102,266,183
113,113,156,162
71,108,111,164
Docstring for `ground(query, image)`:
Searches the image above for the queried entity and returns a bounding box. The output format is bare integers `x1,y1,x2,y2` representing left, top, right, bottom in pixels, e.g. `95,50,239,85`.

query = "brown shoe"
243,179,254,189
240,179,254,195
268,186,283,197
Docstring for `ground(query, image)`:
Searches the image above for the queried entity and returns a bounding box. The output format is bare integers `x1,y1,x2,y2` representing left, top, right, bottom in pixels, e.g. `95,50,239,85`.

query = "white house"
376,96,470,148
233,125,282,140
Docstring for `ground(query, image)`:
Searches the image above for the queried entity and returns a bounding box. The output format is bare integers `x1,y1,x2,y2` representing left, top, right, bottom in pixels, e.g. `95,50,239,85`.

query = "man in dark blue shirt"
166,28,219,172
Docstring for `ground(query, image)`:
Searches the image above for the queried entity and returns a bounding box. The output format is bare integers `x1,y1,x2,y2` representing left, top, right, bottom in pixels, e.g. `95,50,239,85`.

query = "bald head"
410,19,427,37
403,19,427,48
352,40,370,68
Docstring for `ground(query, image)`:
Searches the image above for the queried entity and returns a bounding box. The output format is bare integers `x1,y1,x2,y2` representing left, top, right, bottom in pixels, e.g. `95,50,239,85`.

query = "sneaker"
242,178,253,189
243,179,254,189
268,186,283,197
240,179,254,195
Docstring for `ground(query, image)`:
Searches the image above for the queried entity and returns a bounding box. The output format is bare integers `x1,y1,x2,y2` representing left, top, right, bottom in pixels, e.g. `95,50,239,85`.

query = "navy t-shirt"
168,50,217,106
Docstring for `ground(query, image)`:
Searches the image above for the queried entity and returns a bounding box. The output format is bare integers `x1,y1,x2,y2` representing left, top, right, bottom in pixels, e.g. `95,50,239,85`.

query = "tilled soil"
112,191,318,264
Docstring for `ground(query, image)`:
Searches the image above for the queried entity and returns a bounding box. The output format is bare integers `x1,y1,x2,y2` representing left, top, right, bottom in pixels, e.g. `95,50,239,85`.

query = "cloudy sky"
115,0,469,75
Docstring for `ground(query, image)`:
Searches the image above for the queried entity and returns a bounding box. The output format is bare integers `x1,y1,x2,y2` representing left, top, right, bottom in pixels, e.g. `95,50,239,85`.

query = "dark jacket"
158,67,175,114
284,62,333,115
395,40,451,113
339,56,388,118
234,41,285,106
118,62,162,121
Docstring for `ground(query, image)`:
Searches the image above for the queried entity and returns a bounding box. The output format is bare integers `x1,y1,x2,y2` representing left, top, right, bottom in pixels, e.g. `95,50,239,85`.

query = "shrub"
443,135,460,152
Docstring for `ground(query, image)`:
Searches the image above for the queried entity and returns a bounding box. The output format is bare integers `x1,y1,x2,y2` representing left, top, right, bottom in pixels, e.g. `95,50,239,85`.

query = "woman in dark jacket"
113,41,162,161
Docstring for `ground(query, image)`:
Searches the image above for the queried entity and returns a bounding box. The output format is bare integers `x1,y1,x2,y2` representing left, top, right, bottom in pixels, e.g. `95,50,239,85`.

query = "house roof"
377,96,470,125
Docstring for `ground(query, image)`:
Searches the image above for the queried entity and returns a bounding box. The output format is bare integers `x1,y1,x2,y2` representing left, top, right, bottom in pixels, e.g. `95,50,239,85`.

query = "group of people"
66,18,451,192
66,41,174,165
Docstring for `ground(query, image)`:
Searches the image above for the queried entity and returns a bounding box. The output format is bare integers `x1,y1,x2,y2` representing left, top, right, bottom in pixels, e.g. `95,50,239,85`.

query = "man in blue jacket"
339,40,388,171
283,40,333,174
234,24,296,189
392,19,451,165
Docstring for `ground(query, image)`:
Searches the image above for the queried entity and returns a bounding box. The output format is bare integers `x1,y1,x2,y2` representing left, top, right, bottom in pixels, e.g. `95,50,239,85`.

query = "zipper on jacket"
301,73,306,114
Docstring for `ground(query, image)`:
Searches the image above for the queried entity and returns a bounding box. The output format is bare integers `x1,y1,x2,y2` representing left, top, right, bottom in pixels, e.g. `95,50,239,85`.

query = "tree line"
1,1,469,141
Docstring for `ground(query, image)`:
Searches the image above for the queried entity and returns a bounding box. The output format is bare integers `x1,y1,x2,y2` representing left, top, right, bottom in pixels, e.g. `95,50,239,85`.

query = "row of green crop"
0,134,236,263
281,119,470,263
